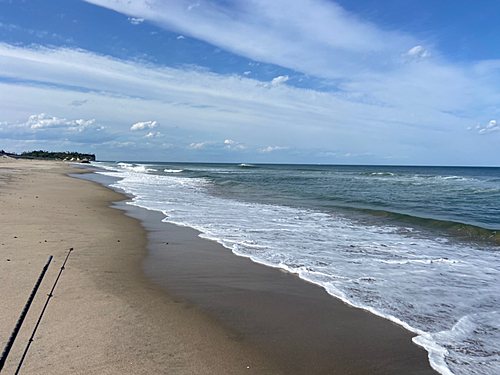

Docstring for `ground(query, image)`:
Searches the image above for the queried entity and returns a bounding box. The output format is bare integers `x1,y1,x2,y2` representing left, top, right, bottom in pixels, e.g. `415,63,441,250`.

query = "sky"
0,0,499,165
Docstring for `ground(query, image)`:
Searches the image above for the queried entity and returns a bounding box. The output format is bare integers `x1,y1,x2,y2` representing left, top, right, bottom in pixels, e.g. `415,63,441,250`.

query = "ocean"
94,162,500,375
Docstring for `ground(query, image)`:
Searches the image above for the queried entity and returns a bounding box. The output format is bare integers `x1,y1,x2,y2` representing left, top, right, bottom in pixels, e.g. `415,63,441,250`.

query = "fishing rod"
0,256,53,373
15,247,73,375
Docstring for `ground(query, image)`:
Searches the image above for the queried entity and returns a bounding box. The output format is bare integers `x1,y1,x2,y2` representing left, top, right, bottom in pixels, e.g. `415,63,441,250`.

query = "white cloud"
26,113,65,129
224,139,246,150
78,1,500,129
188,141,211,149
130,121,158,131
0,112,107,148
177,35,185,40
100,141,136,148
260,146,288,153
1,42,499,164
477,120,499,134
145,131,162,138
271,75,289,86
23,113,101,132
263,75,289,88
72,118,102,132
318,152,337,157
187,140,246,151
128,17,144,25
83,0,415,81
243,71,251,76
404,46,431,62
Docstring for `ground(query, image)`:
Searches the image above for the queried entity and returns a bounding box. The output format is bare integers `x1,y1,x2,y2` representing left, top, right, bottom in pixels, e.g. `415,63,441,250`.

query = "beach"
0,159,436,374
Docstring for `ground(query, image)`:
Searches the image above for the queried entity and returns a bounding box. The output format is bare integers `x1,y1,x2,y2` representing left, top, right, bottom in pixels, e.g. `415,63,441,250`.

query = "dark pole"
15,248,73,375
0,256,53,373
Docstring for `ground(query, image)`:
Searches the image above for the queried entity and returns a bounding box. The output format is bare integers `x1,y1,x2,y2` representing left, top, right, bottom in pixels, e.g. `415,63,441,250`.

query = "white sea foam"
112,162,155,173
379,258,459,265
95,164,500,375
164,169,183,173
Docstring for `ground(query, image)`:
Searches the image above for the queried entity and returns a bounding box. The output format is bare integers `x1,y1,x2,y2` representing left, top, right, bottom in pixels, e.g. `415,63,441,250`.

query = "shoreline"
83,165,437,374
0,160,280,374
1,159,437,374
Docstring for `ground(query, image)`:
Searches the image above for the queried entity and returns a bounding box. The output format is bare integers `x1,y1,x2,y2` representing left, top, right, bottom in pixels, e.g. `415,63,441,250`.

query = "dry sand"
1,159,437,374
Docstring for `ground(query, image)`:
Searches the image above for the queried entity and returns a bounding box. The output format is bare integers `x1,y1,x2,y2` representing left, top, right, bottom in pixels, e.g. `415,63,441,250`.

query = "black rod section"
0,256,53,373
15,248,73,375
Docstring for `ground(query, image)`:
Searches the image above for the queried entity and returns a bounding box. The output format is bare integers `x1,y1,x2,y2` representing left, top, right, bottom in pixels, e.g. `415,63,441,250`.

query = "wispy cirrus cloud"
188,141,214,149
0,39,498,164
99,141,136,148
187,139,247,152
79,1,500,123
260,145,288,153
83,0,411,81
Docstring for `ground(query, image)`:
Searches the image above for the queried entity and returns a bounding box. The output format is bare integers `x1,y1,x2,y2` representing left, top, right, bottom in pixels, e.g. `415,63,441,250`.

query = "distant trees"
9,150,96,161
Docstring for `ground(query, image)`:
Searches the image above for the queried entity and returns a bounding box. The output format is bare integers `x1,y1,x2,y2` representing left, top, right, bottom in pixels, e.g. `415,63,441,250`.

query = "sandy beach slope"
1,159,437,374
0,159,282,374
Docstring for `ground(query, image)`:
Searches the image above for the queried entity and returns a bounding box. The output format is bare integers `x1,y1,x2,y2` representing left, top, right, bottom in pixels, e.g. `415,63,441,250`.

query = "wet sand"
0,159,437,374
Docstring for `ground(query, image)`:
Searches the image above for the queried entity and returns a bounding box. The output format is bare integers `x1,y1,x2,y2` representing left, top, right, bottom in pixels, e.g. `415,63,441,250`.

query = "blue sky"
0,0,499,165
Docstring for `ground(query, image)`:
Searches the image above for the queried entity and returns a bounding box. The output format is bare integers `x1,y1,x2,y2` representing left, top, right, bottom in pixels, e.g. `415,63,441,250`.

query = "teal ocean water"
95,162,500,375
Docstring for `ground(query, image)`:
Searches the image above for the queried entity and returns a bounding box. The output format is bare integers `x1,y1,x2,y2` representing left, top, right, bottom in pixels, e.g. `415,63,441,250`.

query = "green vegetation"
1,150,95,161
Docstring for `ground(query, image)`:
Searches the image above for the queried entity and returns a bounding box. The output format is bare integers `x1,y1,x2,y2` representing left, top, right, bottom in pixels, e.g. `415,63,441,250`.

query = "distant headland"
0,150,96,163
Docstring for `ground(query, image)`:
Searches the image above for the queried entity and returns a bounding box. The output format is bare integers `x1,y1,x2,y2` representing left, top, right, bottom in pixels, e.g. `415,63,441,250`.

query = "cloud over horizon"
261,146,288,153
0,40,497,165
1,1,499,165
0,112,107,148
25,113,99,132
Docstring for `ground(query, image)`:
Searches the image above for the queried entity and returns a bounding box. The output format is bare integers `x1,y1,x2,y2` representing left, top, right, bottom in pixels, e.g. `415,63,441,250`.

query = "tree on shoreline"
1,150,95,161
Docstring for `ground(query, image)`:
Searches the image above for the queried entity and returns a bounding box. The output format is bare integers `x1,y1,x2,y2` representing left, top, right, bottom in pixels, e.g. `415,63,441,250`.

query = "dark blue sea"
95,162,500,375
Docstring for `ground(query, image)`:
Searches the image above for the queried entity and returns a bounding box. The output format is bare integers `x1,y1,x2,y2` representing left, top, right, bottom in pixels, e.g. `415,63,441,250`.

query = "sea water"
94,162,500,375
